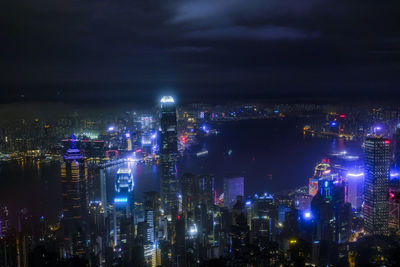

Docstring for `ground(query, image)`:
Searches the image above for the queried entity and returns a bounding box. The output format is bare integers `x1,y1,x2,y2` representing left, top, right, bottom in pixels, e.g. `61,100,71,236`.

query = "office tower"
248,194,278,246
88,200,106,265
143,192,161,267
61,146,88,258
181,173,199,219
159,96,178,221
364,137,390,236
310,178,351,266
199,174,215,208
112,168,135,262
346,171,364,209
389,180,400,232
394,124,400,169
0,206,9,238
223,176,244,209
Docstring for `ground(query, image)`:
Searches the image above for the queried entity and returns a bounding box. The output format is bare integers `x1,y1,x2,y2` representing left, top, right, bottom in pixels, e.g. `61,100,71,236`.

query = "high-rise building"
61,146,88,258
393,124,400,169
346,171,364,209
364,137,390,236
223,176,244,209
112,168,135,259
159,96,178,221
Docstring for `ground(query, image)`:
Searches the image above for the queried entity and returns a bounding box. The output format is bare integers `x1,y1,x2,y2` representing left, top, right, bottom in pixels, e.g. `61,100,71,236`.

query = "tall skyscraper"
223,176,244,209
112,168,135,254
159,96,178,221
364,137,391,236
393,124,400,169
61,145,88,258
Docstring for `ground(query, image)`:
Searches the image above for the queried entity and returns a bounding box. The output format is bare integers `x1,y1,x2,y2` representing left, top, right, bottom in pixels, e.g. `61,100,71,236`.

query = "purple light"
151,133,157,139
347,172,364,177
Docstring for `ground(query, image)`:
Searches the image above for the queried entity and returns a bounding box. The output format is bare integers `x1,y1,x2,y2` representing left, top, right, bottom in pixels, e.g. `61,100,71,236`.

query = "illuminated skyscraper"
61,146,88,258
112,168,135,262
159,96,178,221
364,137,390,236
393,124,400,169
346,171,364,209
223,176,244,209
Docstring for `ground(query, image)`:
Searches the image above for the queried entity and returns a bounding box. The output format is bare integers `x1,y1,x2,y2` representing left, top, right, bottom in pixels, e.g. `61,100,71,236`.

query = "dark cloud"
0,0,399,102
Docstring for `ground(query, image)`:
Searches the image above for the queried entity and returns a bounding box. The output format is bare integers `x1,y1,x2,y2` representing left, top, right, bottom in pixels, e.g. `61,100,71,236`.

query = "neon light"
71,134,76,149
339,114,346,118
323,170,331,175
385,140,390,144
324,181,329,188
114,197,128,203
245,201,252,206
331,122,337,126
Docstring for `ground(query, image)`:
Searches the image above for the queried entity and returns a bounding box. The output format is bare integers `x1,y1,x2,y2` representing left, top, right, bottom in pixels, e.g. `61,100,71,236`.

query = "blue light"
304,212,311,219
71,134,76,149
274,110,279,113
330,122,337,127
114,197,128,203
245,201,252,206
324,181,329,188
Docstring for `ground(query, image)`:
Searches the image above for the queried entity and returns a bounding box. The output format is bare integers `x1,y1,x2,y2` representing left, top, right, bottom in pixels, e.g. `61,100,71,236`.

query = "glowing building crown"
160,96,175,103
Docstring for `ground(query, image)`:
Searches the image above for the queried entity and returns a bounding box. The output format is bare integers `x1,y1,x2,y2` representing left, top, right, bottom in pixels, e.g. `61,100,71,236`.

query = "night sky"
1,0,400,102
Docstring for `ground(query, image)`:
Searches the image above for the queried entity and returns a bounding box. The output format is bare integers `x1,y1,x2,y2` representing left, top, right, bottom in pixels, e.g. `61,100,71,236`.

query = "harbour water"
0,118,363,223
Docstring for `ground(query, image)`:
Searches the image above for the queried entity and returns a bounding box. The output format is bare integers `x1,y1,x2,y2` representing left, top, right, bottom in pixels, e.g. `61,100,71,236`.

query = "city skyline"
1,0,400,266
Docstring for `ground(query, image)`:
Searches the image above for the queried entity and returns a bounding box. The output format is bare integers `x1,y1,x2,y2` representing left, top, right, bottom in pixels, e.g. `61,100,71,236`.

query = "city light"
330,122,337,126
304,212,312,220
160,96,175,103
347,172,364,177
114,197,128,203
125,133,130,138
108,126,114,131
